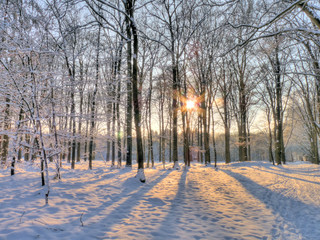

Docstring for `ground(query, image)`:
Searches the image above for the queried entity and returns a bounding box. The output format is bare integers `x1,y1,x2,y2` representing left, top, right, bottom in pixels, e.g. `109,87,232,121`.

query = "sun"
186,99,196,110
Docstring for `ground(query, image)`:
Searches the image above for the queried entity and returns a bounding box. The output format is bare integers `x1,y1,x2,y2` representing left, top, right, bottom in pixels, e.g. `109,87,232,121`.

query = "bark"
211,108,218,168
88,23,101,170
1,96,10,164
201,85,210,165
106,102,112,161
116,42,123,167
148,72,154,168
131,11,145,182
311,130,319,164
239,76,248,162
24,133,30,161
51,86,61,179
77,90,83,162
84,93,90,161
224,94,231,164
172,61,179,168
297,2,320,30
11,106,24,175
274,45,285,165
125,0,133,168
17,107,24,161
111,100,116,167
267,108,275,165
182,73,189,167
77,60,84,163
166,5,179,169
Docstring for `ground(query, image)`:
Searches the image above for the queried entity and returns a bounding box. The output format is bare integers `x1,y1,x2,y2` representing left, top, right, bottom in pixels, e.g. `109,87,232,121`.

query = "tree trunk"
125,1,133,168
71,77,76,168
201,85,210,165
131,8,145,182
159,97,162,163
274,45,285,165
311,130,319,164
239,78,248,162
89,23,101,170
17,107,24,161
267,108,275,165
1,96,10,164
172,61,179,169
106,102,112,161
111,102,116,167
211,108,218,167
84,93,90,161
224,93,231,163
77,60,84,163
148,72,154,168
116,45,123,167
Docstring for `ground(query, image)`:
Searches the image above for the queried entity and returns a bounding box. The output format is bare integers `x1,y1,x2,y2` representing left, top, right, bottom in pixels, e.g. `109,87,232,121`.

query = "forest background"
1,0,320,187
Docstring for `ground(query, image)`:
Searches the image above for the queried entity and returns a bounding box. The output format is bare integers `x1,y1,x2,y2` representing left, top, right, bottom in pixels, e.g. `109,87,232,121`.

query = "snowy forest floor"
1,160,320,240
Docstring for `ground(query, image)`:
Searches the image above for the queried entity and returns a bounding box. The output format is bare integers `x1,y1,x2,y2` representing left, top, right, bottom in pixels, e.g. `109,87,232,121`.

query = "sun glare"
186,99,196,110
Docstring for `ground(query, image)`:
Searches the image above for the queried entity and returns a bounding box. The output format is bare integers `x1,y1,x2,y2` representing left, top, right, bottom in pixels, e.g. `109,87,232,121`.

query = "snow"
1,160,320,239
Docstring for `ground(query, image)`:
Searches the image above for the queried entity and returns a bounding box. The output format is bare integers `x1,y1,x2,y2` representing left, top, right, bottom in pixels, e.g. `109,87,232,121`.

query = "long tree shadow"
262,163,320,176
50,168,133,203
222,169,320,240
84,169,173,238
252,167,320,186
60,167,132,189
150,169,188,239
2,170,173,240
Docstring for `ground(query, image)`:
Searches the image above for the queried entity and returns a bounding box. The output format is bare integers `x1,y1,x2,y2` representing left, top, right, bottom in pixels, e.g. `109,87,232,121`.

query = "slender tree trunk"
71,78,76,168
77,61,84,163
266,108,275,165
111,101,116,167
172,61,179,169
125,2,132,168
182,110,187,166
247,117,251,161
224,93,231,163
274,45,284,165
67,116,72,163
17,107,24,161
182,77,188,167
201,86,210,165
211,108,217,167
106,102,112,161
159,97,162,163
50,87,61,179
84,93,90,161
168,105,172,163
24,133,30,161
239,78,248,162
311,130,319,164
131,13,145,182
148,72,154,168
1,96,10,164
88,23,101,170
116,44,123,167
77,93,83,162
63,100,68,161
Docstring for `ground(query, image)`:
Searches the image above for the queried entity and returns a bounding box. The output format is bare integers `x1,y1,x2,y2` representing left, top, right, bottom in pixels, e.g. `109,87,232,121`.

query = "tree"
130,0,145,182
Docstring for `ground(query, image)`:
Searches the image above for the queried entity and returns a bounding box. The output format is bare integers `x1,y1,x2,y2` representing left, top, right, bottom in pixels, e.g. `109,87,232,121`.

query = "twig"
20,211,25,223
80,212,84,227
34,219,48,225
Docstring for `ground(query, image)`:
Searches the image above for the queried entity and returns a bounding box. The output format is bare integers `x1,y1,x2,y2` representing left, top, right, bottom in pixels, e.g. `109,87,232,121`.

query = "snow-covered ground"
1,160,320,240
